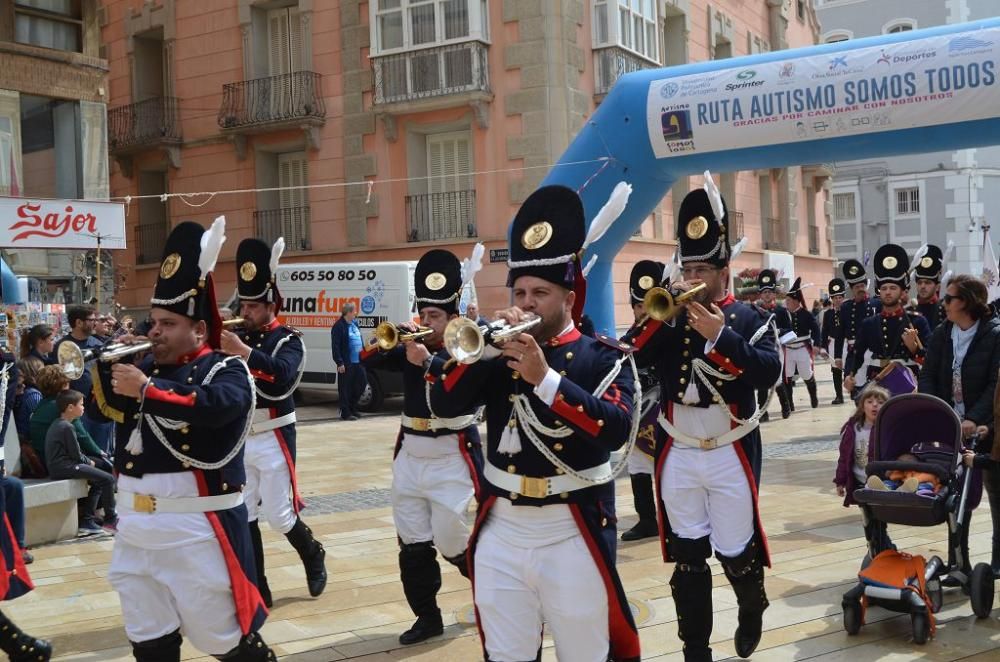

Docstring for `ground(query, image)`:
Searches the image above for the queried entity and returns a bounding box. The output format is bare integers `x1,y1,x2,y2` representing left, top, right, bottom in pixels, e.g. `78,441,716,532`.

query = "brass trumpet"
221,317,246,333
642,282,707,322
57,339,154,381
443,315,542,364
374,321,434,350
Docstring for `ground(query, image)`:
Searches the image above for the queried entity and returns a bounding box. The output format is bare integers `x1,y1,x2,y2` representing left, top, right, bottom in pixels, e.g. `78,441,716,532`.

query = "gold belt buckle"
409,418,431,432
520,476,549,499
133,494,157,513
699,438,718,450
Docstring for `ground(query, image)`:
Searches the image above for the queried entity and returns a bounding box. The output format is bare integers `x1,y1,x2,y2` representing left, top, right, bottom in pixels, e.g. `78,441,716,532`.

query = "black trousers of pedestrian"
339,363,368,419
52,463,116,524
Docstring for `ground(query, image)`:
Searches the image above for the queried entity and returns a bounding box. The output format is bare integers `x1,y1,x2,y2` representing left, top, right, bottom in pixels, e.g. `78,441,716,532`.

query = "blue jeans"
82,414,115,455
1,475,25,548
338,363,368,418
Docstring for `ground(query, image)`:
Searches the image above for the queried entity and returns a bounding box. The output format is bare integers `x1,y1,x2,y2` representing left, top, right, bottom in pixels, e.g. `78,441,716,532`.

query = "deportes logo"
949,35,993,52
660,82,679,98
877,49,891,65
736,69,756,80
361,295,376,315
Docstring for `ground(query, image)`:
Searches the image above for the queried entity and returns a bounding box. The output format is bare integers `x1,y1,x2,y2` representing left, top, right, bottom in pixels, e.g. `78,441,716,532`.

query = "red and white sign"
0,197,126,249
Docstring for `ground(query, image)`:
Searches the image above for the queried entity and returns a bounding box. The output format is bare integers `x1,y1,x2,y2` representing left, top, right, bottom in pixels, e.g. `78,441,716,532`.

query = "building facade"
102,0,833,328
816,0,1000,279
0,0,112,306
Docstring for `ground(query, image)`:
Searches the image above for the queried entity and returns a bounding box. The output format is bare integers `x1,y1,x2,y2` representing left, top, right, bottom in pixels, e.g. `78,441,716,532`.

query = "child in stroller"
866,449,943,496
841,393,995,644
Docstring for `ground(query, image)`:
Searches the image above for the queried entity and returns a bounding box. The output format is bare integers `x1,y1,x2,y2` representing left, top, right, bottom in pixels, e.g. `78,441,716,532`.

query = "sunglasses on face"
943,294,962,304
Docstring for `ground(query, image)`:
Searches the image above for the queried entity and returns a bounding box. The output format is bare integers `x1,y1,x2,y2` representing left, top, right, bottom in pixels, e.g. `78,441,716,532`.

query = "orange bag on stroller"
858,549,936,639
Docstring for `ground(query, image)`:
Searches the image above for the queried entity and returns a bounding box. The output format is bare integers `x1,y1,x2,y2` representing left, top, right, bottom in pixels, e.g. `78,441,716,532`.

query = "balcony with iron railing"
253,207,312,252
764,217,784,251
218,71,325,135
808,225,820,255
594,46,660,98
405,190,477,243
108,96,182,154
135,223,168,265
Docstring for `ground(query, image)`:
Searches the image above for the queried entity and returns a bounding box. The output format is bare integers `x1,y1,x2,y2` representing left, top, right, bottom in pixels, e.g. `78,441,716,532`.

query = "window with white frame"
372,0,489,54
592,0,659,63
895,187,920,215
824,31,851,44
833,192,856,220
885,20,915,34
14,0,83,52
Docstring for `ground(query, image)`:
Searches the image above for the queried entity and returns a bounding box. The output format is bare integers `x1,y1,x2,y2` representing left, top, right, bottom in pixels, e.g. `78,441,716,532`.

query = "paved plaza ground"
10,363,1000,660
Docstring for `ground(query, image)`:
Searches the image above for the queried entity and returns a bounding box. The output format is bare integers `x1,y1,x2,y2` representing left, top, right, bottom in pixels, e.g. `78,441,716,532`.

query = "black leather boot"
757,388,770,422
213,632,277,661
622,474,659,541
831,367,845,404
399,542,444,645
0,610,52,662
717,542,769,659
805,377,819,409
131,630,181,662
669,535,714,662
787,380,796,411
776,383,791,419
248,521,272,608
285,518,327,597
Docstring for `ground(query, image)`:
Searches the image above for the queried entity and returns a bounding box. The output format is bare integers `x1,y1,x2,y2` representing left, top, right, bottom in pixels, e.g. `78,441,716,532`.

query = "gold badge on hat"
833,284,842,292
638,275,654,290
686,216,709,240
425,272,447,291
849,266,859,276
160,253,181,279
239,262,257,282
920,256,933,268
521,221,553,250
883,256,898,270
762,275,771,284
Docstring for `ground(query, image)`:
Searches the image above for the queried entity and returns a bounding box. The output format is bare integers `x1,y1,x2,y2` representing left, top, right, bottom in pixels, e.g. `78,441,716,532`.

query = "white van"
274,261,417,411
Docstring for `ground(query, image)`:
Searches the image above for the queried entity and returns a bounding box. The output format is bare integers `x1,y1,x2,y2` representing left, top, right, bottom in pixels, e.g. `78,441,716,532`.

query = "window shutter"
267,9,290,77
279,152,308,209
426,132,471,238
289,8,303,73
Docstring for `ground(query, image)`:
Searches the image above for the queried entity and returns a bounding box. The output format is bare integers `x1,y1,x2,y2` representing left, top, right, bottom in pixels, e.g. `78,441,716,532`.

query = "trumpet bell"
443,317,484,364
374,321,434,350
57,342,88,381
643,282,708,321
57,338,155,381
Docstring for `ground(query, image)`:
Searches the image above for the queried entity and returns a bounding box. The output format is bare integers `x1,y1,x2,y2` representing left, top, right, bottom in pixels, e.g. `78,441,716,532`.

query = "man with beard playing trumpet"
219,237,327,608
628,174,782,662
426,183,641,662
359,247,485,646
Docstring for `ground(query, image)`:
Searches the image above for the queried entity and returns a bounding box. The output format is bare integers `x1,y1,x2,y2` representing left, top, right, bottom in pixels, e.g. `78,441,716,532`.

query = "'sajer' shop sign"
0,197,126,249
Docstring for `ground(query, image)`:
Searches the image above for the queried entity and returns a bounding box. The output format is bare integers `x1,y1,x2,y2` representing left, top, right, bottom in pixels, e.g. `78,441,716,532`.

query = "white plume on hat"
909,244,928,275
270,237,285,275
198,216,226,281
702,171,725,225
460,242,485,289
583,181,632,250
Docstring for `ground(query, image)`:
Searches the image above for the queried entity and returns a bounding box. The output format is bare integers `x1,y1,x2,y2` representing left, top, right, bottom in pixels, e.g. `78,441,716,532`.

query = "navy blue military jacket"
361,340,479,438
97,345,253,496
776,307,821,347
916,300,944,332
848,308,931,378
834,296,881,359
822,303,843,347
427,328,634,506
627,295,781,413
241,320,303,451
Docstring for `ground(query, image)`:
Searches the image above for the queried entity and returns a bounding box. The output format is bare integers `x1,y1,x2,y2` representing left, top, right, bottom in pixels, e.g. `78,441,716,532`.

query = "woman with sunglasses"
917,274,1000,579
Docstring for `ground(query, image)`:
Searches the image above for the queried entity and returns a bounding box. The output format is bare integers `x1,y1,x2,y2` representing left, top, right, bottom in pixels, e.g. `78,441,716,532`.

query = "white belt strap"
250,410,296,435
484,460,612,499
400,413,477,431
119,490,245,514
657,412,758,450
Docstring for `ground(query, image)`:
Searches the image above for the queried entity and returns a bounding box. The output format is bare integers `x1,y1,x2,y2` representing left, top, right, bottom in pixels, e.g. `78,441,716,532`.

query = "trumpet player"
96,220,277,661
359,248,484,645
427,185,640,662
628,176,781,662
219,238,327,608
53,305,114,453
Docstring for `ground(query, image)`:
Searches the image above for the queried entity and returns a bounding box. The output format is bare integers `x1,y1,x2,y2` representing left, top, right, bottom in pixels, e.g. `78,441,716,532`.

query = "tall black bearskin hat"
414,249,463,316
828,278,847,299
842,259,867,287
873,243,911,289
677,173,731,267
236,237,284,312
629,260,665,304
913,244,943,282
758,269,778,292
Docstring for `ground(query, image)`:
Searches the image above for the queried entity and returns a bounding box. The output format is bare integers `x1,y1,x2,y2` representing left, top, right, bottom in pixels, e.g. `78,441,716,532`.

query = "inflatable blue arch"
537,18,1000,335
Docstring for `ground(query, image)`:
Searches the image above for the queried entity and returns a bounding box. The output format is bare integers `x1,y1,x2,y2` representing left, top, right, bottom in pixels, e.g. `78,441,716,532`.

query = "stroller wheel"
969,563,995,619
843,600,863,635
911,611,930,645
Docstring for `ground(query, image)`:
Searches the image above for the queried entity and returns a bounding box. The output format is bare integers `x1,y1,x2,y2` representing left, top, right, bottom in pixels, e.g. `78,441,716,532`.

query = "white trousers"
475,526,609,661
244,429,296,534
109,537,243,655
660,444,754,557
627,448,655,475
391,447,475,558
783,345,814,380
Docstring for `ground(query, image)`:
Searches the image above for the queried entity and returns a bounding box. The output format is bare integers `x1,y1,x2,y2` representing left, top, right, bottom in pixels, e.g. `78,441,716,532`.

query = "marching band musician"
628,175,782,662
426,184,641,662
219,238,327,608
753,269,791,419
621,259,665,542
844,243,931,395
834,259,881,397
822,278,847,405
96,220,276,661
358,248,484,646
913,244,945,332
775,278,822,411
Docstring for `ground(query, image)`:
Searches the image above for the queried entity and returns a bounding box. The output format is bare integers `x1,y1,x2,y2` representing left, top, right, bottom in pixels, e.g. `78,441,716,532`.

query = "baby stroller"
842,392,995,644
